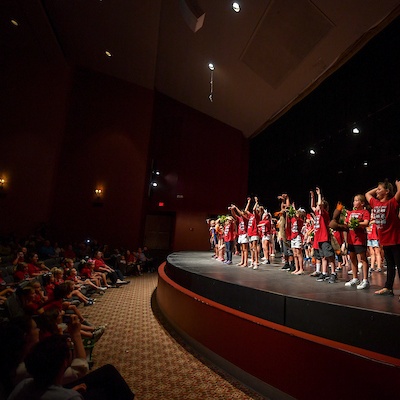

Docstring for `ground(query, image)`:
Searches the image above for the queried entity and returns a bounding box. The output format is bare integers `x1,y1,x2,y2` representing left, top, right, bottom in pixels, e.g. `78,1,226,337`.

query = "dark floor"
167,251,400,316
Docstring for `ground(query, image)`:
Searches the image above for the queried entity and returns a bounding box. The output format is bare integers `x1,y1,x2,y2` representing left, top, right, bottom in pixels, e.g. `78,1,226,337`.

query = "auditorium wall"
1,68,248,251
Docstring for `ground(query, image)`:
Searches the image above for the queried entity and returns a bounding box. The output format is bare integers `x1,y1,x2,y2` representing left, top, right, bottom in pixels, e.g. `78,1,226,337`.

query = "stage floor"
167,251,400,315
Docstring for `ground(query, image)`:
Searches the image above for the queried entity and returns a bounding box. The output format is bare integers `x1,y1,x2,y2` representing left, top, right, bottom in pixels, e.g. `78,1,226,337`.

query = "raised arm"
310,190,316,212
365,186,378,203
395,180,400,202
244,197,251,213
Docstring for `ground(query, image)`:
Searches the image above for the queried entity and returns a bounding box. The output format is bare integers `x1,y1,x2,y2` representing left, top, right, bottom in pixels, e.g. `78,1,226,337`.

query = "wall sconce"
93,188,103,207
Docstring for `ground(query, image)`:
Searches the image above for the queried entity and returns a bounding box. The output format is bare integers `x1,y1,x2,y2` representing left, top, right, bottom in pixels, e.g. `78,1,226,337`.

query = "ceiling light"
105,50,112,57
352,127,360,134
208,63,214,71
11,19,19,27
232,2,240,12
151,182,158,187
363,161,368,166
309,149,316,155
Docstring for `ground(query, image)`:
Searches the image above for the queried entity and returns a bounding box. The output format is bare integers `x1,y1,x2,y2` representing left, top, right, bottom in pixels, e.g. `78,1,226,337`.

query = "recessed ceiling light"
11,19,19,27
232,2,240,12
105,50,112,57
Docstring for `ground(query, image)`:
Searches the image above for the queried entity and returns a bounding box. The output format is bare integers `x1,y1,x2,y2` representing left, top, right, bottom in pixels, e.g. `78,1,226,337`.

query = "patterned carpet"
83,273,266,400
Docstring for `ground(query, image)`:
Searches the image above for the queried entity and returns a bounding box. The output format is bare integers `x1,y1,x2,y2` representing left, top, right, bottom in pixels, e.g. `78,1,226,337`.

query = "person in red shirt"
222,216,236,265
230,204,249,267
366,179,400,297
258,212,272,265
26,253,49,277
367,210,382,272
290,208,306,275
311,187,336,283
13,263,31,282
245,197,262,269
344,194,370,289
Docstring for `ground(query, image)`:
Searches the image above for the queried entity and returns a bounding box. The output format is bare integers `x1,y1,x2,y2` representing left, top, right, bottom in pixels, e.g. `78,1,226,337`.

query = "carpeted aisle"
84,273,265,399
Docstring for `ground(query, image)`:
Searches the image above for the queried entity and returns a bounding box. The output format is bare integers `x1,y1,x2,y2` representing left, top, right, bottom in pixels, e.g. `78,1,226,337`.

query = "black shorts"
348,244,367,254
318,241,334,258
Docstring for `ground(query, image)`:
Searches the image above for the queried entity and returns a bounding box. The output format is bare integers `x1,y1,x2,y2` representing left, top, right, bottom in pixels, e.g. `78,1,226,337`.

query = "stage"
156,251,400,399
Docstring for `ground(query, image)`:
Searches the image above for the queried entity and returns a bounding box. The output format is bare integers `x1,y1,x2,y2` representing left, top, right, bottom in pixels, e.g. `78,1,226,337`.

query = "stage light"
151,182,158,187
309,149,316,155
232,2,240,12
352,127,360,134
208,63,214,71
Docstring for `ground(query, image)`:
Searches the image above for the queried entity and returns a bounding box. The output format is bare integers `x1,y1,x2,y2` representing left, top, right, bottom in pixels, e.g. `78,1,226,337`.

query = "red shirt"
314,208,330,244
94,258,106,271
80,266,92,279
345,209,370,245
236,216,249,236
223,221,236,242
369,197,400,246
27,263,41,277
290,217,303,240
258,219,271,237
14,270,29,282
367,223,379,241
247,213,260,237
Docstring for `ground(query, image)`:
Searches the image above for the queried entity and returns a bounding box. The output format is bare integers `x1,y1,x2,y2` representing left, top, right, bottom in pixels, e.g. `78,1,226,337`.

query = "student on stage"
290,208,306,275
258,211,273,265
343,194,370,289
311,187,337,283
245,197,261,269
222,216,236,265
366,179,400,297
230,204,249,267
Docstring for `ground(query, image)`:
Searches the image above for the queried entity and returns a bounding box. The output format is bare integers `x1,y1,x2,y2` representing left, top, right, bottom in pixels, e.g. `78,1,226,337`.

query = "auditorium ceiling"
3,0,400,138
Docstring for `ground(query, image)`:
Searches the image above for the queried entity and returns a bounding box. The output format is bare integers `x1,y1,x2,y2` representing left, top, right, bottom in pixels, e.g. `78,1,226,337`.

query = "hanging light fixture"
208,63,214,102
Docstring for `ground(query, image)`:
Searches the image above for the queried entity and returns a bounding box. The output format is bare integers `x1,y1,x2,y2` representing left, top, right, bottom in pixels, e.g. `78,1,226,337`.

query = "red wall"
0,62,71,237
49,69,154,247
0,68,248,251
149,93,249,251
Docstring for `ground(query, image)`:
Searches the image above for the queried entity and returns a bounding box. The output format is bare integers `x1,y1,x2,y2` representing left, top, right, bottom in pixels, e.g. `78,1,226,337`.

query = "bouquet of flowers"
348,217,360,230
287,205,296,218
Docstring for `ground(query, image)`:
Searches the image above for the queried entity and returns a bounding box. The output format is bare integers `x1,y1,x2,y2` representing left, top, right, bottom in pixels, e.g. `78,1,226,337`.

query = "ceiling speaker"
179,0,205,32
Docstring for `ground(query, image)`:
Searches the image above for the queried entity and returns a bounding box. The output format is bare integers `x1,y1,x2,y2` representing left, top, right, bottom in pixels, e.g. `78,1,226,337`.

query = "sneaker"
310,271,321,277
345,278,360,287
281,264,290,270
92,327,105,342
226,261,232,265
116,279,128,284
357,280,370,290
348,270,353,275
328,273,337,283
316,274,328,282
253,265,259,270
